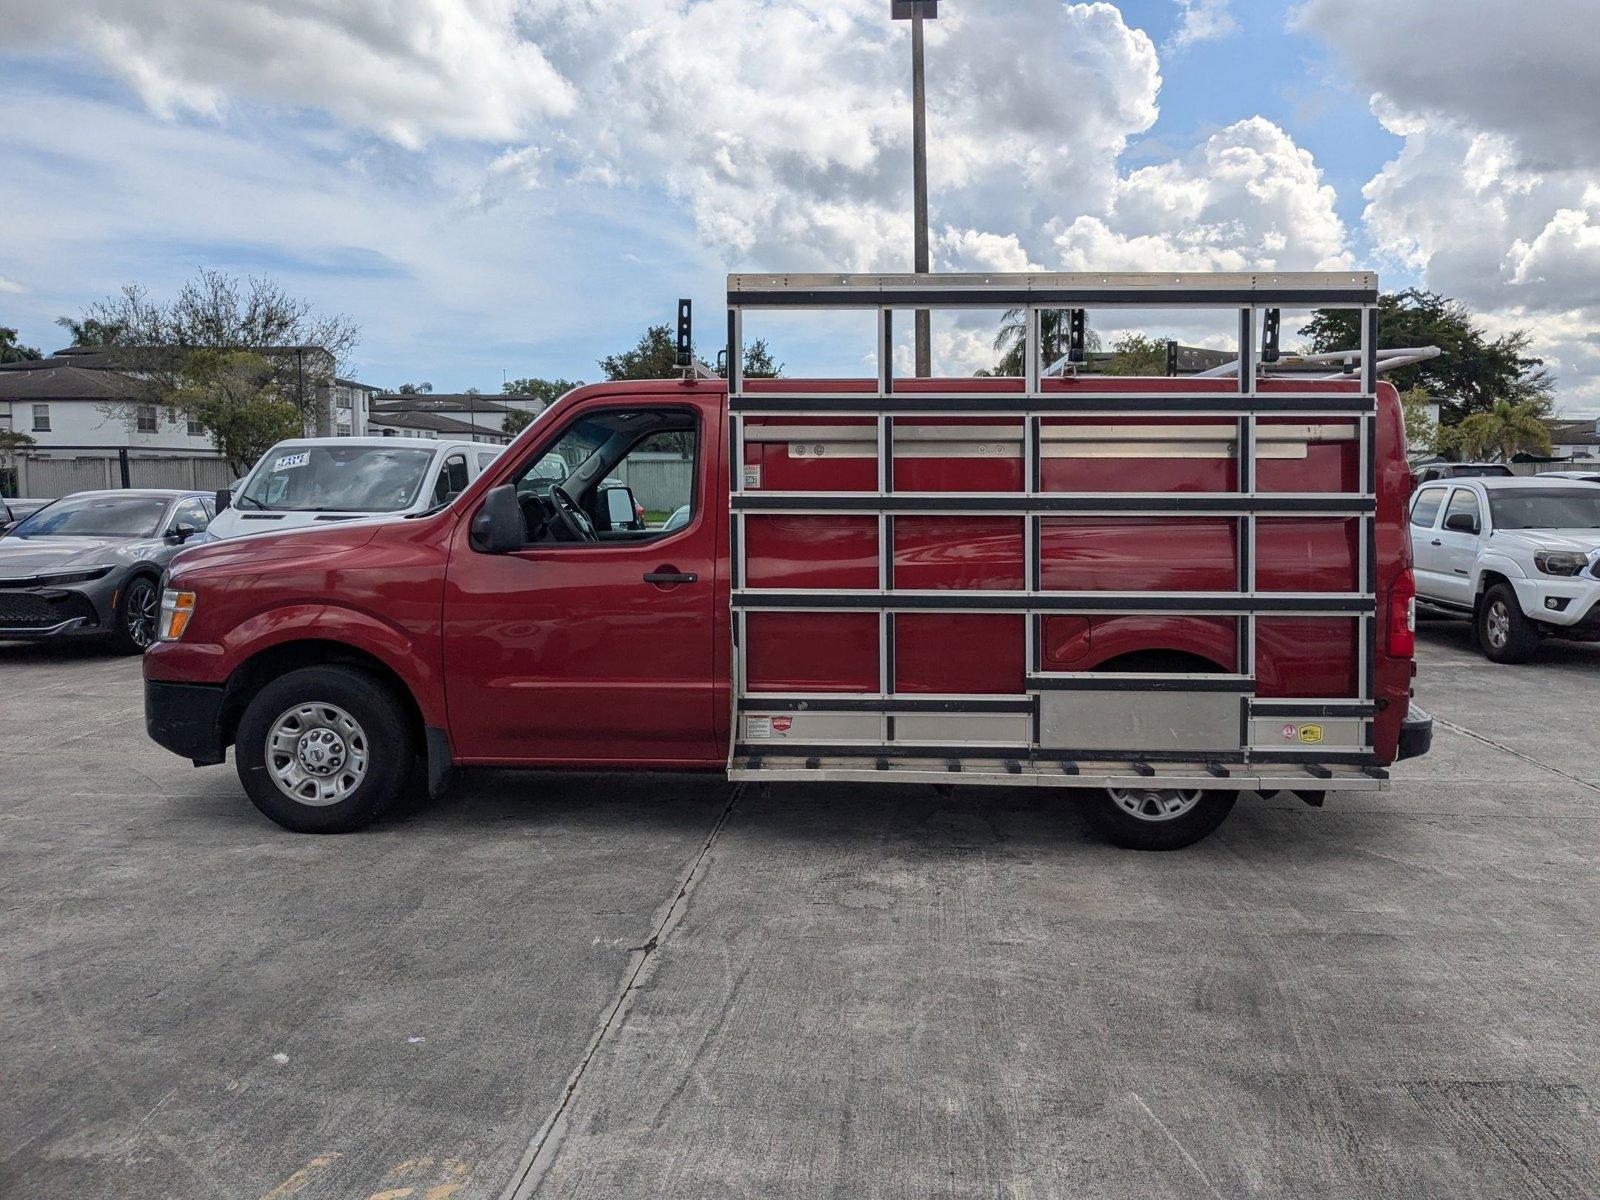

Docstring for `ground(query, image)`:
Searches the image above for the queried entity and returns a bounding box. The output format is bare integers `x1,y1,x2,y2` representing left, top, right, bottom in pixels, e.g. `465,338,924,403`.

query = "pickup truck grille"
0,590,96,630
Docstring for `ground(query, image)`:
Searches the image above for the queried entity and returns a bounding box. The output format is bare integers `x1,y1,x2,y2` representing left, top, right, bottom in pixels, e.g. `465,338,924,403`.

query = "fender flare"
219,603,446,729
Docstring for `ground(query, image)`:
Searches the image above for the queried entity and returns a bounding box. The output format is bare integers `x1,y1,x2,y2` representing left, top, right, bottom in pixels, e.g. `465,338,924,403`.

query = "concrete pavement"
1,627,1596,1198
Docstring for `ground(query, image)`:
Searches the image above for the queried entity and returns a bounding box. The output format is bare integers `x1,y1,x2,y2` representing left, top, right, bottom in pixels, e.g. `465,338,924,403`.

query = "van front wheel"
1082,788,1236,851
236,666,411,833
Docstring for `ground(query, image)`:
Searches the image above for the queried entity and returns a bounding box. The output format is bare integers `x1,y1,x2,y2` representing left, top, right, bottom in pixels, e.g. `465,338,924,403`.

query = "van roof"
267,437,486,451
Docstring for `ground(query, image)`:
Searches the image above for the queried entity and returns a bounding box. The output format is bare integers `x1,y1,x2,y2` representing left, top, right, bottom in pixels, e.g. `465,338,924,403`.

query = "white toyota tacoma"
1409,476,1600,662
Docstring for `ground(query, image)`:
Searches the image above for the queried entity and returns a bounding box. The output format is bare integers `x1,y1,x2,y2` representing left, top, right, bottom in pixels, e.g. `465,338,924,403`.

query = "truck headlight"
157,589,196,641
1534,550,1589,577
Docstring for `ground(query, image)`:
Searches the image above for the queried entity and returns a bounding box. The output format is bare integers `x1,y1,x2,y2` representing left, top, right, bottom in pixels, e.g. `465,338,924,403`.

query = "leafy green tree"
601,325,782,380
600,325,680,380
0,327,41,363
55,316,124,347
1300,290,1552,424
167,350,304,475
1399,387,1439,455
1100,334,1170,377
389,382,433,395
1438,399,1552,463
502,378,582,435
74,268,360,443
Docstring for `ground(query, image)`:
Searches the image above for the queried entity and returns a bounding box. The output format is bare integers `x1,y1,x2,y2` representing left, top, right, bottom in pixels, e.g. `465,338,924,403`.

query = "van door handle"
644,569,698,586
1430,539,1442,546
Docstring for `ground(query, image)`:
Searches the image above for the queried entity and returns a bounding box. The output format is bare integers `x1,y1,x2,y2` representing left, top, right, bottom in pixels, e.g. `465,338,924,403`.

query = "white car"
205,438,502,541
1410,476,1600,662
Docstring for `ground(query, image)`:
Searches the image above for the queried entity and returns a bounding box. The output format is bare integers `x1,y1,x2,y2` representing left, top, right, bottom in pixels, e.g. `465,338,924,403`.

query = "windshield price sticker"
274,452,309,471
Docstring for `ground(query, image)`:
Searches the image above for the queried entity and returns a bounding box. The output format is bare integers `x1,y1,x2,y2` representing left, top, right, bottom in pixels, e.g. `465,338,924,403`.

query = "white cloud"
1169,1,1237,50
1,0,575,148
516,0,1163,271
1053,117,1349,272
1297,0,1600,408
0,277,24,294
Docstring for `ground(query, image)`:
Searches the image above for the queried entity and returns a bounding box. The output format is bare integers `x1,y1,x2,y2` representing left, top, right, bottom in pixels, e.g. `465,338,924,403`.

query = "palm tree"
1440,399,1552,462
987,309,1101,377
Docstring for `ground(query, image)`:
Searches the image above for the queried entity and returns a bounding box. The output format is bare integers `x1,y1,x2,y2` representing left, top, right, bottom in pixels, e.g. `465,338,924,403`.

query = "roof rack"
725,271,1385,788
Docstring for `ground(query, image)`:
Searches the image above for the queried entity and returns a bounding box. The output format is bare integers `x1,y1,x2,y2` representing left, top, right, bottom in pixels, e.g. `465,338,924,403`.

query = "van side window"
435,453,470,503
476,451,499,474
506,409,697,545
1411,488,1446,528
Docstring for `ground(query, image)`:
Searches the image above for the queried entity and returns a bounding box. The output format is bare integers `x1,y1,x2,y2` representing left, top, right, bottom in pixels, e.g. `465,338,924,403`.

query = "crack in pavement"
498,782,746,1200
1433,716,1600,793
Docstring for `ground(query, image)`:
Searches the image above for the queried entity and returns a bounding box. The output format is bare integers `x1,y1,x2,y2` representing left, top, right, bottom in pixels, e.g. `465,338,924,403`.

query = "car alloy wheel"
1106,787,1205,823
266,702,371,807
1485,599,1512,650
123,578,160,649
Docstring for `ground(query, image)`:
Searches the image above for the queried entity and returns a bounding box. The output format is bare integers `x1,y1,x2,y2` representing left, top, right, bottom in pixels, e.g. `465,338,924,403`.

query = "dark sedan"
0,490,215,653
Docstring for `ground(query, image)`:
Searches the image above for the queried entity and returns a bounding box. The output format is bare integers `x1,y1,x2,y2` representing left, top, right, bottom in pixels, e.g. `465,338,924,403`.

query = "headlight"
33,567,114,587
157,589,196,641
1534,549,1590,577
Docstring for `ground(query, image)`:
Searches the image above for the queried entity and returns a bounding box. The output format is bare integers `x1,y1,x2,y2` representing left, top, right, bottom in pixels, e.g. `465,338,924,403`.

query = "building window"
32,404,50,432
136,404,158,433
187,417,205,437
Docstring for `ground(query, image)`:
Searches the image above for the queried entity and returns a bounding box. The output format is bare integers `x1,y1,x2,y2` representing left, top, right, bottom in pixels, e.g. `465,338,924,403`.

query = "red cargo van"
144,273,1431,849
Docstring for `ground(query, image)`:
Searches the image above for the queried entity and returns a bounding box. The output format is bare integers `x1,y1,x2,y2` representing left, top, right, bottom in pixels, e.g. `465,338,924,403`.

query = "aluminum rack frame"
725,272,1384,792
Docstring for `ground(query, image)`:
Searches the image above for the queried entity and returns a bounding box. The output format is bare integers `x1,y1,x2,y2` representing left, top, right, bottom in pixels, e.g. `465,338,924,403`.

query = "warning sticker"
274,452,309,471
772,716,793,734
743,464,762,490
746,716,772,739
1298,724,1325,745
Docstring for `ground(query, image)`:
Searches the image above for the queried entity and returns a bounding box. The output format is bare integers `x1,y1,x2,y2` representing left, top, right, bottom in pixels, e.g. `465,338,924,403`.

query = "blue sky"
2,1,1594,408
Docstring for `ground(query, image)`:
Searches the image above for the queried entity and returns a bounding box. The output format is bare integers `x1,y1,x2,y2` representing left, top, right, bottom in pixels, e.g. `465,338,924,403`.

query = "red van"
144,273,1431,849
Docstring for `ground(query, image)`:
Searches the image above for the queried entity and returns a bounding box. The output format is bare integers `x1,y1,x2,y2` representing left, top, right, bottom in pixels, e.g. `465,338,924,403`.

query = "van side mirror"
1443,512,1479,534
603,485,638,530
215,488,232,513
471,485,526,553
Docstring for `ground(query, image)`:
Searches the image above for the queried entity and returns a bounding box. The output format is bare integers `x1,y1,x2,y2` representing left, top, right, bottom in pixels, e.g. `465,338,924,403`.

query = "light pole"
892,1,937,377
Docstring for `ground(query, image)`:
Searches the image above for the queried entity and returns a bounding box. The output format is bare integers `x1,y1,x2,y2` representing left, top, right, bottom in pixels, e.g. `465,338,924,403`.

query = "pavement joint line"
499,782,746,1200
1432,716,1600,794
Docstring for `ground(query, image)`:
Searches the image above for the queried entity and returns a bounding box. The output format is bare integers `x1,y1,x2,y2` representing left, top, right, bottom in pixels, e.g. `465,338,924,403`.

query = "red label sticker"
772,717,793,734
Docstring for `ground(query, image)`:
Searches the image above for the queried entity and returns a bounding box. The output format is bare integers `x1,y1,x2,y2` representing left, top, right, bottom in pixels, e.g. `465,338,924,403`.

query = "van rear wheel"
236,665,411,833
1083,787,1236,851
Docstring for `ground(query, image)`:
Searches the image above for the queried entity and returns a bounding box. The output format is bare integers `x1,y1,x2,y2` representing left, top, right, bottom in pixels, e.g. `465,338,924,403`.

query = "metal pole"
911,13,931,378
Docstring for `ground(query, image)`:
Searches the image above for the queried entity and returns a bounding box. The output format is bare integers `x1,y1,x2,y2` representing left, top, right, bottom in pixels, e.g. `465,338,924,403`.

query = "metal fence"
606,453,694,514
3,454,235,499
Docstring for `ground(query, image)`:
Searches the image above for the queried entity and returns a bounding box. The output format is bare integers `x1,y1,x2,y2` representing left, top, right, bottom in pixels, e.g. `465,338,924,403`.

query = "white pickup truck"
1410,476,1600,661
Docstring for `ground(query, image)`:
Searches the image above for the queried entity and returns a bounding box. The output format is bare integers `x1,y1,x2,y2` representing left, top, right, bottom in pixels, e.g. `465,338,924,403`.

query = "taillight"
1387,568,1416,657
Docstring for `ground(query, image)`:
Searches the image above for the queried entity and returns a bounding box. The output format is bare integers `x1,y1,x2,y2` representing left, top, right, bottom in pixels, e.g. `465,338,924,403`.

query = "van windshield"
1488,489,1600,530
238,445,436,513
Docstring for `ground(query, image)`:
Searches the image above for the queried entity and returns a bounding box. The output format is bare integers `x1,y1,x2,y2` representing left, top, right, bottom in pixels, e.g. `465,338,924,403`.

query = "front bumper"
1509,576,1600,629
0,585,105,639
145,678,228,765
1397,705,1433,762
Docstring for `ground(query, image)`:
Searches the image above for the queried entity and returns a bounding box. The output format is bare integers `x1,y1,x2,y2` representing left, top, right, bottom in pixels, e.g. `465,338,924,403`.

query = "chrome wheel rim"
266,702,369,807
1486,601,1510,649
1108,787,1204,823
124,580,159,648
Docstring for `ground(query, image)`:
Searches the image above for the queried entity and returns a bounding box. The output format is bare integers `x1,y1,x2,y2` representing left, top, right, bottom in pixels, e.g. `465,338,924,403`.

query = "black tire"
109,573,161,655
235,665,412,833
1477,583,1540,664
1081,788,1237,851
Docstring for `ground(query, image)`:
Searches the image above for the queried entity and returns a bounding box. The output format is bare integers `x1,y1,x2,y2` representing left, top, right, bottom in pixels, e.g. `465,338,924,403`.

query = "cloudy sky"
2,0,1596,410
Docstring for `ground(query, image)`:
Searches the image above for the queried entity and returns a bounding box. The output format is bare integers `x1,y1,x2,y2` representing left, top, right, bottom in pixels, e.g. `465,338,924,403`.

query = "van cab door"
441,395,723,766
